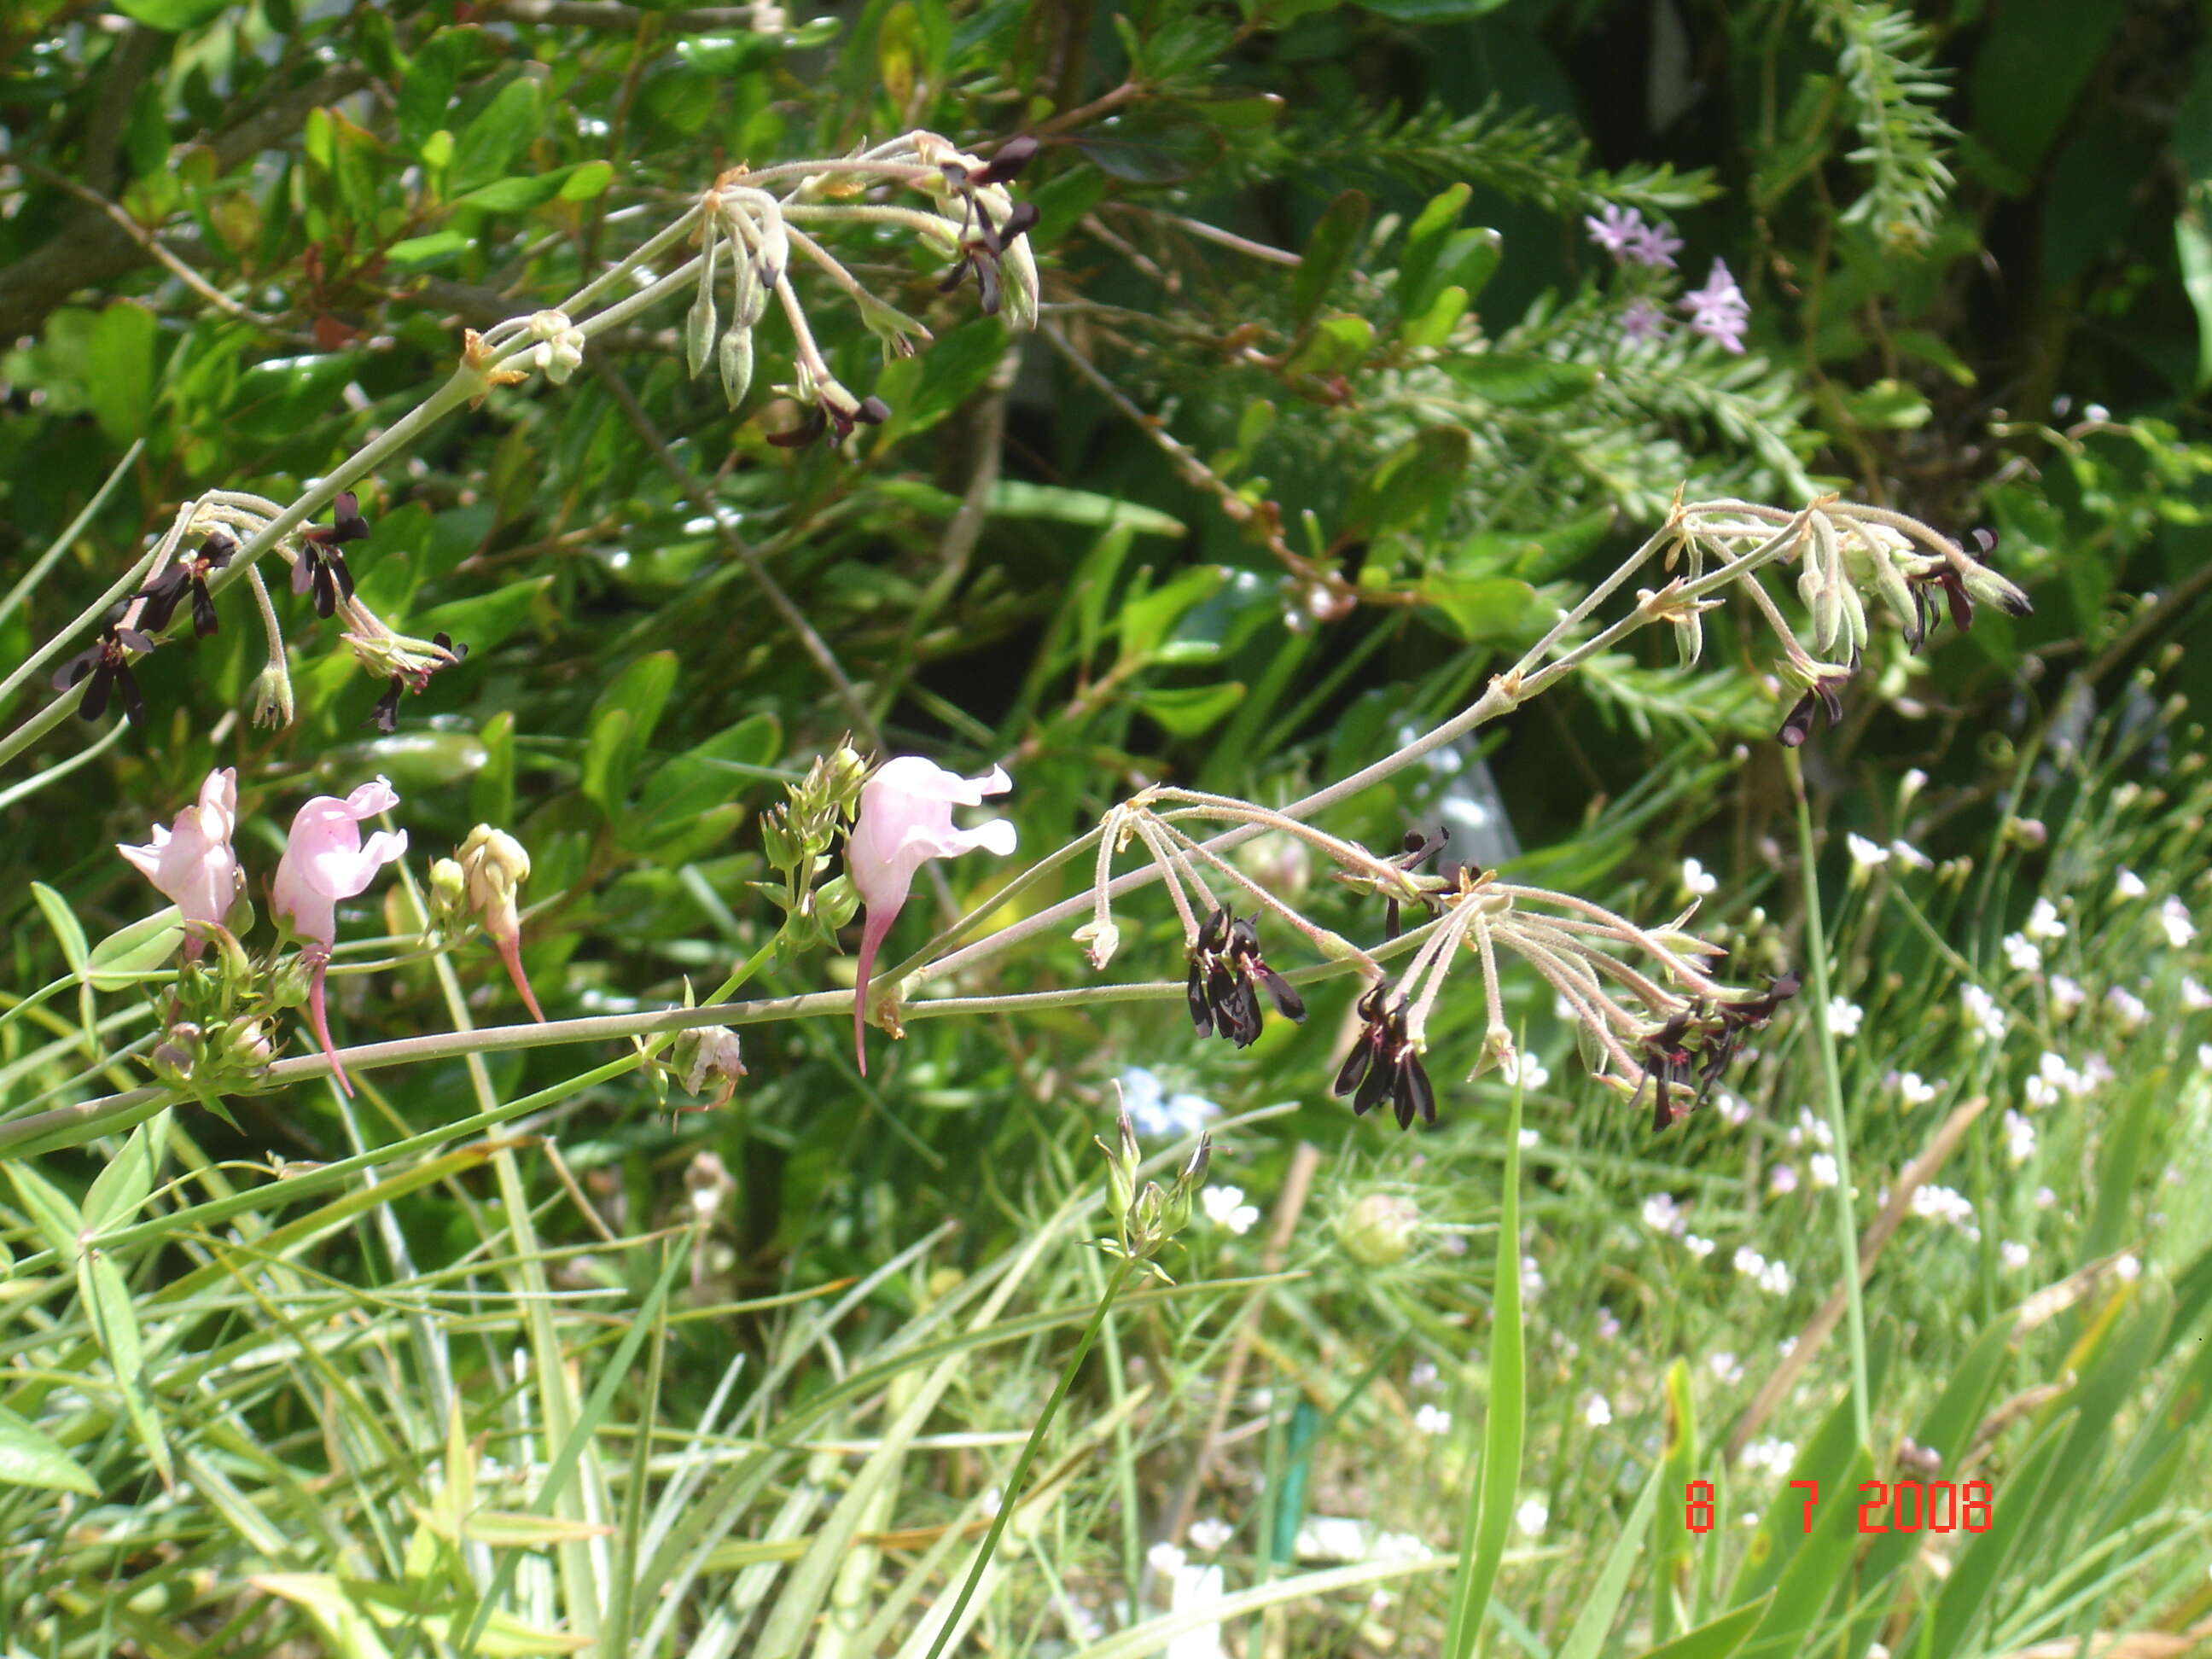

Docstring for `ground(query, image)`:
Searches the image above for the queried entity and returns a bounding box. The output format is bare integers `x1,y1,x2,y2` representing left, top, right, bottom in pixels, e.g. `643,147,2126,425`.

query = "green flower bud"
1337,1191,1423,1268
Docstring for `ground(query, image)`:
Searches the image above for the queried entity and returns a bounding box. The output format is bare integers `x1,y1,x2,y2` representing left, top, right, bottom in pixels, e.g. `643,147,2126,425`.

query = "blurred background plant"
3,0,2211,1654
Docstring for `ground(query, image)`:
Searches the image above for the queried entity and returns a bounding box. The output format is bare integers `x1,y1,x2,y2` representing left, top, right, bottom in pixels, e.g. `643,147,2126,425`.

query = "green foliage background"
2,0,2210,1654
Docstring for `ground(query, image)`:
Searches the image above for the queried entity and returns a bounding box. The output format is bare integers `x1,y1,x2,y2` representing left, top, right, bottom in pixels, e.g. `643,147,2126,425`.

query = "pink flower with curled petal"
272,777,409,1095
118,767,242,951
846,757,1016,1074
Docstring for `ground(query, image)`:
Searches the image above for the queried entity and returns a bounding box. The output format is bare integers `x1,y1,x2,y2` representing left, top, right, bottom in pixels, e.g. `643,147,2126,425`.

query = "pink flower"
272,777,408,1094
117,766,242,948
1679,259,1750,353
1619,298,1668,346
846,758,1016,1073
1625,220,1683,271
1584,203,1645,259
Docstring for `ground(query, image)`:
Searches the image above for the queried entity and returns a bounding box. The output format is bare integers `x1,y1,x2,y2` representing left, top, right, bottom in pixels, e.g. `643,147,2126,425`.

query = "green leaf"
1398,183,1470,317
2177,198,2212,393
410,574,551,659
1441,1082,1523,1659
79,1249,172,1487
86,907,186,992
1555,1461,1665,1659
30,881,88,974
560,160,614,201
87,301,159,446
634,713,782,826
1967,0,2128,176
1344,425,1473,537
1920,1411,2077,1655
1652,1358,1699,1644
984,481,1184,538
1356,0,1513,18
583,652,679,815
0,1406,99,1497
1737,1443,1872,1658
8,1165,83,1260
1119,566,1230,664
1135,682,1246,735
1401,283,1470,350
1418,576,1539,642
451,76,543,196
399,28,481,153
82,1111,172,1237
1292,189,1371,327
112,0,231,30
1842,378,1931,430
1458,352,1599,410
1632,1594,1773,1659
1283,311,1374,381
451,173,576,214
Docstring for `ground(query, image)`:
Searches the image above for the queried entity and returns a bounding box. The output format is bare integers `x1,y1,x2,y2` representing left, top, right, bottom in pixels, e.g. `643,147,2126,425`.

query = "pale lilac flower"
1716,1091,1752,1126
272,777,409,1097
1768,1163,1800,1196
1627,219,1684,269
1791,1105,1834,1149
2105,986,2149,1031
1680,857,1719,897
1685,1232,1715,1259
1409,1360,1441,1392
1202,1185,1260,1235
1596,1305,1621,1340
2000,1240,2030,1272
118,766,242,947
2159,896,2195,948
1679,259,1749,352
1846,833,1889,869
2181,976,2211,1011
2050,975,2087,1016
1521,1254,1545,1300
846,758,1016,1073
1583,203,1644,259
1890,840,1933,870
1708,1351,1743,1384
1414,1404,1453,1436
1583,1393,1613,1428
2201,1041,2212,1071
1911,1185,1975,1229
1121,1068,1218,1138
1733,1244,1767,1279
1619,297,1669,344
2115,869,2147,899
2115,1254,2142,1283
2003,1109,2035,1166
2025,897,2066,940
2035,1185,2058,1210
1778,1336,1796,1358
2001,933,2040,975
1643,1192,1686,1235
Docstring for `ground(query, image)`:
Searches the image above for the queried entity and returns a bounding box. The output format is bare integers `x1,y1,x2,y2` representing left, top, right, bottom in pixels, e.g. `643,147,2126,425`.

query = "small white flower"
1892,1071,1937,1104
1685,1232,1716,1259
2002,1110,2035,1166
1499,1051,1550,1091
1733,1245,1767,1278
1769,1163,1800,1196
1643,1193,1686,1236
1518,1127,1541,1149
1740,1511,1761,1528
2116,869,2148,899
1190,1517,1234,1552
1743,1436,1796,1475
2035,1185,2058,1210
2115,1254,2142,1283
1715,1091,1752,1126
2198,1041,2212,1071
2181,976,2212,1011
1681,857,1719,897
1515,1497,1549,1536
1596,1306,1621,1340
1583,1393,1613,1428
1708,1351,1744,1384
2000,1239,2030,1272
1810,1152,1838,1189
1912,1185,1976,1229
1827,998,1864,1038
1202,1185,1260,1235
2159,896,2195,948
2105,987,2149,1031
1846,833,1889,869
1962,982,2006,1043
1870,1643,1893,1658
1414,1404,1453,1436
1521,1254,1545,1301
2026,898,2067,940
1778,1335,1797,1358
1792,1106,1835,1149
1761,1259,1793,1295
1409,1359,1441,1392
2002,933,2041,975
1147,1540,1188,1575
2050,975,2087,1016
1890,840,1934,870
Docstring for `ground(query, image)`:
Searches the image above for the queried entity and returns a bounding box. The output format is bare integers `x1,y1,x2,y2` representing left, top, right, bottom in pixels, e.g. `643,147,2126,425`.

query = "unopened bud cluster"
1095,1104,1211,1284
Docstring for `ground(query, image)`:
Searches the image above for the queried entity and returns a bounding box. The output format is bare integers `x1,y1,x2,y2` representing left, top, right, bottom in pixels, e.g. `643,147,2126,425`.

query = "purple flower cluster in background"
1583,203,1750,354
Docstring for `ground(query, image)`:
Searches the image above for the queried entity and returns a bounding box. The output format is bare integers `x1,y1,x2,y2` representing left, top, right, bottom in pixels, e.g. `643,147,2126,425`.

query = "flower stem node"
461,328,532,406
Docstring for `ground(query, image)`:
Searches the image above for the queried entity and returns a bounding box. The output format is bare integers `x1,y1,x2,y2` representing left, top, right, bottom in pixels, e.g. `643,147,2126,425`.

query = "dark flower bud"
975,135,1040,184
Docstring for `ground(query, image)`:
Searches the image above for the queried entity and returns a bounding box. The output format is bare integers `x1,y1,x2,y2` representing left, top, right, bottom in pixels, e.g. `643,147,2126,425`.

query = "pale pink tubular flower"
846,758,1016,1074
272,777,409,1095
117,766,242,952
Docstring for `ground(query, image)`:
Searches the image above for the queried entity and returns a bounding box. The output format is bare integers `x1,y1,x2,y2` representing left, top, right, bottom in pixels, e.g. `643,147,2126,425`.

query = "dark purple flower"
137,532,236,639
1332,981,1435,1130
53,621,154,726
367,632,469,734
294,491,370,619
1187,908,1306,1049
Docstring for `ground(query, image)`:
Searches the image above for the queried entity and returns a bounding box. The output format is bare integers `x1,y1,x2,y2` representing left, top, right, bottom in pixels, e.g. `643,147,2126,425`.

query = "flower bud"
1337,1191,1423,1267
252,659,295,729
673,1025,747,1105
427,856,469,937
457,825,544,1022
